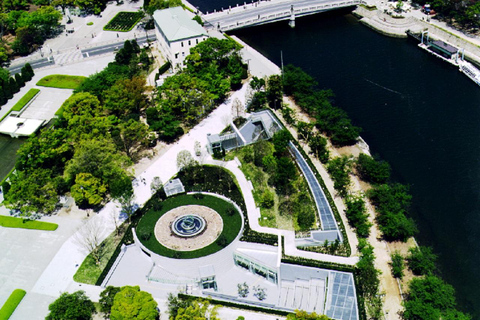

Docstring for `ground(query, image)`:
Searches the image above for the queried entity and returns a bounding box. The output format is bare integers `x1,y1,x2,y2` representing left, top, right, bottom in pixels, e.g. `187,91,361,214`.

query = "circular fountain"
171,214,206,238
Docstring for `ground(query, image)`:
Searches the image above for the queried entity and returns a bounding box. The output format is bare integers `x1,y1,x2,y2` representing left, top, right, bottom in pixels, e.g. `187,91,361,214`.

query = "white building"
153,7,208,69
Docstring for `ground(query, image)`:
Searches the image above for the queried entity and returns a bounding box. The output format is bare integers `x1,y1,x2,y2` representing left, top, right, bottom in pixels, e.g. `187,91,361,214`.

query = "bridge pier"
289,5,295,28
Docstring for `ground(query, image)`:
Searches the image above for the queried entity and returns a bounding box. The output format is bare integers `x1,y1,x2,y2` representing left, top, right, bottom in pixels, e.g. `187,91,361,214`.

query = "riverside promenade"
356,0,480,65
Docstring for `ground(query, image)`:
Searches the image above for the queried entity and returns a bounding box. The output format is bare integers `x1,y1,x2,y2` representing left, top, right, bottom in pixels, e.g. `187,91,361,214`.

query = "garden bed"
0,215,58,231
36,75,86,89
104,11,144,32
136,194,242,259
0,289,26,320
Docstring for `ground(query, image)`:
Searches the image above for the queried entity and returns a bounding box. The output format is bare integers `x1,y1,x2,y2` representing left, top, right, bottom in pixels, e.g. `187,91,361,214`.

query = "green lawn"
11,89,40,112
0,215,58,231
74,227,124,284
0,289,26,320
0,89,41,123
36,75,87,89
136,194,242,259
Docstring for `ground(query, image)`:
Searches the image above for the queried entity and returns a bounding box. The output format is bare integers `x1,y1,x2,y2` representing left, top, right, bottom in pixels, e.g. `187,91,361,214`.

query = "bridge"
201,0,365,32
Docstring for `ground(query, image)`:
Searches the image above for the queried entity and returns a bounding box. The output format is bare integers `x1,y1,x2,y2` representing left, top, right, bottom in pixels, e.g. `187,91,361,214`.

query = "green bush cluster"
282,65,361,147
355,153,391,185
390,251,404,279
367,183,417,242
344,195,372,238
103,11,144,32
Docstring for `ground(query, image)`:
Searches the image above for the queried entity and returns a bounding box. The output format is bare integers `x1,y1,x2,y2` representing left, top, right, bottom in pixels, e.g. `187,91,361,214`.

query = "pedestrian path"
53,49,84,65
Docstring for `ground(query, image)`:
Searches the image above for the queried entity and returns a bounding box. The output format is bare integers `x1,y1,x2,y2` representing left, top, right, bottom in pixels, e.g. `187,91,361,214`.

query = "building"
153,7,208,69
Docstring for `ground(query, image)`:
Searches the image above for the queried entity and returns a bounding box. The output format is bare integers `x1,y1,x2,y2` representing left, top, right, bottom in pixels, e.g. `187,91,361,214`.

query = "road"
8,34,156,75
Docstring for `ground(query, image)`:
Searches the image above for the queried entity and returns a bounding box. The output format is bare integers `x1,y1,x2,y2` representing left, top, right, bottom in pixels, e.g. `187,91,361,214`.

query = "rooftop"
153,7,206,42
431,40,458,55
0,117,45,137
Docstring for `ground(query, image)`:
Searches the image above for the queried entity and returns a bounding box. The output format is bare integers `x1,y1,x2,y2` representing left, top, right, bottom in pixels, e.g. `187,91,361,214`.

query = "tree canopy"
46,291,96,320
110,286,159,320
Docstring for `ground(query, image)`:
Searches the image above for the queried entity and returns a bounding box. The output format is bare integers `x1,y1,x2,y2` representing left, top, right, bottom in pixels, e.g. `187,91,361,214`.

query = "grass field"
11,88,40,112
0,289,26,320
136,194,242,259
36,75,87,89
0,215,58,231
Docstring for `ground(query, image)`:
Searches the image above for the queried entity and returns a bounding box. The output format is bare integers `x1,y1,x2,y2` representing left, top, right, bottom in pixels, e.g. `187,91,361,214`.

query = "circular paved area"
154,205,224,251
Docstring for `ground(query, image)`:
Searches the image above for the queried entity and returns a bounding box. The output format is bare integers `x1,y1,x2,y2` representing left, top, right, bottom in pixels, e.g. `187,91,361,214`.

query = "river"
194,3,480,317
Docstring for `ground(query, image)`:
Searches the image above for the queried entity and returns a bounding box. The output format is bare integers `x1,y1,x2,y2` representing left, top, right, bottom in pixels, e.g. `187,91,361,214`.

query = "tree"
287,310,333,320
176,150,197,172
70,173,107,209
24,62,34,79
46,291,96,320
327,156,352,197
231,97,244,119
356,153,391,184
344,194,371,238
104,76,150,117
403,276,471,320
9,76,19,93
274,157,297,195
75,218,105,265
266,74,283,109
64,138,132,196
150,176,163,195
14,72,24,87
297,207,315,230
99,286,121,316
110,286,159,320
3,168,58,216
406,246,437,276
308,133,329,163
272,129,291,156
173,299,219,320
113,119,151,161
390,251,405,279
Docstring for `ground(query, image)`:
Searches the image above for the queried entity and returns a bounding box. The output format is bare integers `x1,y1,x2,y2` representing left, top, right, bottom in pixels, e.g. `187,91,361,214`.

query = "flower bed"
103,11,144,32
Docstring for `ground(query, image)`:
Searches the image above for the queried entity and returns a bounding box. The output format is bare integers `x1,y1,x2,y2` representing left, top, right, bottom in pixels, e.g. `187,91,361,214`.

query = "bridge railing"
207,0,365,31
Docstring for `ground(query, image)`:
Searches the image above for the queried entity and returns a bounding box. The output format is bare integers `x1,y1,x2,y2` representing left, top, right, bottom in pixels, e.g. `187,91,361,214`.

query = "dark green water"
0,135,24,181
227,9,480,317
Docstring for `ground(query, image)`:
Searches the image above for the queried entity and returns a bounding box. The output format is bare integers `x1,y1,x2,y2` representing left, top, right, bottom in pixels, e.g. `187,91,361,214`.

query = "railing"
204,0,365,31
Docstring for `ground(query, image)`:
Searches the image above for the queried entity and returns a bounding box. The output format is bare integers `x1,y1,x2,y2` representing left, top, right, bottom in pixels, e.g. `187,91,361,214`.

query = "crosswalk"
53,49,84,65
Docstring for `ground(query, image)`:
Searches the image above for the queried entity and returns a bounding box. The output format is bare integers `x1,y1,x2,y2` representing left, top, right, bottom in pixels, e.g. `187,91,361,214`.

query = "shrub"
406,246,437,276
356,153,391,184
260,189,274,208
344,195,371,238
297,209,315,230
390,251,404,279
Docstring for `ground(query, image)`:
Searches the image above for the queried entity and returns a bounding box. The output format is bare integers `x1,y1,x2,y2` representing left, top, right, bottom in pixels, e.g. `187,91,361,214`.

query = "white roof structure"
164,178,185,197
153,7,206,42
0,117,45,137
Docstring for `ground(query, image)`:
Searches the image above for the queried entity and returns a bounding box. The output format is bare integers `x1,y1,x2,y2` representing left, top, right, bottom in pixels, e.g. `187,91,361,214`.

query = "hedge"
0,289,26,320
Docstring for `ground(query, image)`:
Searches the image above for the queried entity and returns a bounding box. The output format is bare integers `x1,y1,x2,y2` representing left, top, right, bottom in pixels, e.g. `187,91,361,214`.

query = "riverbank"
354,4,480,66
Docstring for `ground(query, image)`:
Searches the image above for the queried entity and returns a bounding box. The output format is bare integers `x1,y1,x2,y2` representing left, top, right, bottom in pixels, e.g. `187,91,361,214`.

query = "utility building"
153,7,208,69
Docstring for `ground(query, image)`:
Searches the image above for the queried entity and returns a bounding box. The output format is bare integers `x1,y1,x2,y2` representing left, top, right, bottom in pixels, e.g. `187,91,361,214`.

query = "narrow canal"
224,8,480,318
